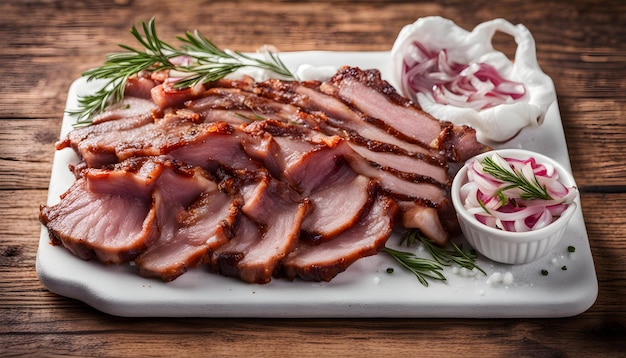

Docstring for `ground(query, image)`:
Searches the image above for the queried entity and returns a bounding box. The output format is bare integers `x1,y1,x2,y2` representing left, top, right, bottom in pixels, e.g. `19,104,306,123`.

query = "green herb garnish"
68,18,295,126
419,234,486,276
232,112,268,123
383,247,445,287
175,30,294,89
481,154,553,202
383,230,485,287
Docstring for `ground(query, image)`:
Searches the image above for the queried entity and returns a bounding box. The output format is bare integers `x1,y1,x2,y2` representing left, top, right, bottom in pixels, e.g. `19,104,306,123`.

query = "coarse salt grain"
486,272,503,286
502,272,514,285
486,271,514,286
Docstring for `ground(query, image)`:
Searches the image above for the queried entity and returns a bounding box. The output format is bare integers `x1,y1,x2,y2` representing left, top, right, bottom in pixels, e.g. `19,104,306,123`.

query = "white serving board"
37,52,598,318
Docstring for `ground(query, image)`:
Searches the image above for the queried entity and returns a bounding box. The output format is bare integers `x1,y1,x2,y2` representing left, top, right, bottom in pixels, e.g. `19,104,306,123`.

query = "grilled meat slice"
212,172,311,284
300,164,375,244
242,119,343,193
280,192,398,282
135,184,239,282
39,158,162,264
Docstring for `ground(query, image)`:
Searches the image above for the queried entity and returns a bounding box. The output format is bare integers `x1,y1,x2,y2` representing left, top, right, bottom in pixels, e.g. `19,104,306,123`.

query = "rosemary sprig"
382,247,445,287
232,112,267,122
67,18,295,126
415,232,486,275
481,154,552,201
384,229,485,286
175,30,294,89
67,18,178,125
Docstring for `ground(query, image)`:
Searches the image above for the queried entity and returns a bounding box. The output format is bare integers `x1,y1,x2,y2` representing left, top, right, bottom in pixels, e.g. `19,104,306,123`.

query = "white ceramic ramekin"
451,149,578,264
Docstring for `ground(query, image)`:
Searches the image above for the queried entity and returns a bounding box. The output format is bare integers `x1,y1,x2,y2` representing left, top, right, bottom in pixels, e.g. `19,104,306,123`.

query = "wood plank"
0,119,58,190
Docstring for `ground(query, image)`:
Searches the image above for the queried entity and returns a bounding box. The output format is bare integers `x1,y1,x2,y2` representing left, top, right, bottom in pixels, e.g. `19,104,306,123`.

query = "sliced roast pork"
135,178,239,281
211,172,310,284
57,109,198,168
247,78,441,158
219,69,481,243
319,66,489,162
43,65,492,284
281,192,398,282
241,119,343,194
345,141,449,186
337,140,447,205
39,159,161,264
56,98,159,168
242,120,384,245
396,202,449,246
209,213,261,278
185,86,305,124
300,164,375,244
83,156,164,195
150,81,205,109
164,122,260,172
321,67,445,149
126,160,223,281
60,109,259,173
124,73,159,100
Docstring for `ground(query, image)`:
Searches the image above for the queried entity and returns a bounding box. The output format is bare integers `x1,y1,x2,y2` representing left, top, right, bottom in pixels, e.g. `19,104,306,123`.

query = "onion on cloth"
391,17,556,142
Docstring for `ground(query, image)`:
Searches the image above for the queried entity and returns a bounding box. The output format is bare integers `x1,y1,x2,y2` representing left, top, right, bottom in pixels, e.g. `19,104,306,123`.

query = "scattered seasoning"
541,269,549,276
561,266,568,271
386,267,394,274
567,245,576,253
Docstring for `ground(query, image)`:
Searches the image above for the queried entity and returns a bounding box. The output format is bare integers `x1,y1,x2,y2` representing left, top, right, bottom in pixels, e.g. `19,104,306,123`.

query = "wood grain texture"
1,0,625,356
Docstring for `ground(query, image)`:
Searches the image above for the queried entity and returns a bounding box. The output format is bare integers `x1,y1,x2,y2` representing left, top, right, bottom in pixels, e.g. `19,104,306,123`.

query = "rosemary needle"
383,247,445,287
67,18,295,126
67,18,177,125
481,154,553,201
420,235,486,275
384,229,485,286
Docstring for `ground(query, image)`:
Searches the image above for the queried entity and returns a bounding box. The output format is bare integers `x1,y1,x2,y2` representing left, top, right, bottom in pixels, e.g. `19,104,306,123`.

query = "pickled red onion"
460,153,577,232
401,41,526,111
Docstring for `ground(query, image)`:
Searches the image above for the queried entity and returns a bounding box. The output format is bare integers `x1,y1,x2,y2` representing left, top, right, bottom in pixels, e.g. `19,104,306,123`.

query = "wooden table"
2,0,624,356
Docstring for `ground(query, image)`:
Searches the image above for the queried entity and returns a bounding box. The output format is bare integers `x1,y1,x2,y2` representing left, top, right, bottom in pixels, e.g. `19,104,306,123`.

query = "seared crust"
41,66,489,283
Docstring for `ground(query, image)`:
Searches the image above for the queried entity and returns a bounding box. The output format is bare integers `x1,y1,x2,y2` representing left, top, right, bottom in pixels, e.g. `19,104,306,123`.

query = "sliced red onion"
170,55,193,66
401,41,526,110
460,153,577,232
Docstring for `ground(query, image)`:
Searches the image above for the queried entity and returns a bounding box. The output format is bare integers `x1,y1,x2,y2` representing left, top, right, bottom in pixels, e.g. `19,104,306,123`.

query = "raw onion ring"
401,41,526,111
460,153,577,232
